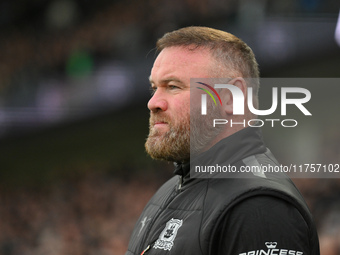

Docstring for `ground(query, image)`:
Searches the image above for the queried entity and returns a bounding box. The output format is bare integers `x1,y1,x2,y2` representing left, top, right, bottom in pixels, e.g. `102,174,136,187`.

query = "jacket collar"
174,127,267,177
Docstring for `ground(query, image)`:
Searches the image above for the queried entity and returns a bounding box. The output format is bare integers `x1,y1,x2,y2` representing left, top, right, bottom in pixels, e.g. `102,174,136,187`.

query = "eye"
149,86,157,95
169,85,179,90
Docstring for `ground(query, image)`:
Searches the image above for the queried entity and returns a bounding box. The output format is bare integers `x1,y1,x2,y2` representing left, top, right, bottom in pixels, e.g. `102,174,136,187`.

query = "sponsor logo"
153,218,183,251
265,242,278,249
239,242,303,255
138,216,151,236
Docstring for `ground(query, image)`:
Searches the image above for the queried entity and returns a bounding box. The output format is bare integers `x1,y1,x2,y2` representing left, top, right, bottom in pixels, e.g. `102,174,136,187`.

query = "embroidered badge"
153,218,183,251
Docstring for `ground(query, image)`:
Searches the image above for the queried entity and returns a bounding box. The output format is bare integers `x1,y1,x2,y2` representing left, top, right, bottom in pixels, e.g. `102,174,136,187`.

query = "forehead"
150,46,215,83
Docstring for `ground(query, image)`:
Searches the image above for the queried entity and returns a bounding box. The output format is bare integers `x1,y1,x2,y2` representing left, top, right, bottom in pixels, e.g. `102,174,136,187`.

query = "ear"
221,77,247,115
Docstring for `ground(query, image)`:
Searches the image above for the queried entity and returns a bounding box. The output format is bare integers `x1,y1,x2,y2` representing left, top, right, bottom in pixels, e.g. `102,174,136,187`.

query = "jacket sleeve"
212,195,315,255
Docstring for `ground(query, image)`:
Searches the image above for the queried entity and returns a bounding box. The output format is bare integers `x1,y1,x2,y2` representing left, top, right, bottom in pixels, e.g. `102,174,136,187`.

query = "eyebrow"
149,76,185,86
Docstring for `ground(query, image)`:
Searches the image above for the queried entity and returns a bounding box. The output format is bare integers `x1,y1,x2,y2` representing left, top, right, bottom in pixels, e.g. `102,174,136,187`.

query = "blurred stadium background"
0,0,339,254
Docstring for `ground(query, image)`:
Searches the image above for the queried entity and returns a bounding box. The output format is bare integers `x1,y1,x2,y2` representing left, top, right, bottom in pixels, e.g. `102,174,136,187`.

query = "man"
125,26,319,255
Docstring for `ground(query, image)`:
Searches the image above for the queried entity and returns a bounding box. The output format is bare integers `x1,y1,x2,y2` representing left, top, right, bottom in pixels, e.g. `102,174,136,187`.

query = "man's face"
145,46,223,162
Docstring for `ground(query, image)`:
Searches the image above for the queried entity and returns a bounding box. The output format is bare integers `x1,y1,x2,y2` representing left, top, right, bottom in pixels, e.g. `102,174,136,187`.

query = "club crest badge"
153,218,183,251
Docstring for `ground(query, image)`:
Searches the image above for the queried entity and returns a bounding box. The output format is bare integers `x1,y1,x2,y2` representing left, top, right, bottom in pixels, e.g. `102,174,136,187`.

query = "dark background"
0,0,339,254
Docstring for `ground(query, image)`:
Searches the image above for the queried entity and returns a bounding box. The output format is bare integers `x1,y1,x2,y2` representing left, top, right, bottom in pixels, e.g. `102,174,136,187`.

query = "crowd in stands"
0,1,339,254
0,171,165,255
0,171,339,255
0,0,236,91
2,0,336,90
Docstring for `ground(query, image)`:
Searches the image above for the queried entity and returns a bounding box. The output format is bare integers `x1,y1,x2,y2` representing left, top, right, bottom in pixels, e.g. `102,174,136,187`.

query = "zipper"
139,176,183,254
177,175,183,191
140,244,151,255
140,239,157,255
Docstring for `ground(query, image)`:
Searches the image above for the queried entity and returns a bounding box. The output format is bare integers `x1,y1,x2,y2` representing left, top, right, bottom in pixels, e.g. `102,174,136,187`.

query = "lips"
150,115,170,126
154,121,167,125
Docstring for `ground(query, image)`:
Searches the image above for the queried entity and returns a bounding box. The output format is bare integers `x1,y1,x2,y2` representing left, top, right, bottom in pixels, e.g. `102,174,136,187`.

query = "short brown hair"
156,26,260,106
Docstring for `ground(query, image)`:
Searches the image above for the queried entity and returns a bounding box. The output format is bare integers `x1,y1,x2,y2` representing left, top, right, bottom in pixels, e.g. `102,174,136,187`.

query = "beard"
145,111,190,162
145,101,224,162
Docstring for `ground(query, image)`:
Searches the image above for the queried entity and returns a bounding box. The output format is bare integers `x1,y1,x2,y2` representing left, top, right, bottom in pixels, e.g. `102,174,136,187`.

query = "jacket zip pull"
140,244,151,255
178,175,183,191
141,239,157,255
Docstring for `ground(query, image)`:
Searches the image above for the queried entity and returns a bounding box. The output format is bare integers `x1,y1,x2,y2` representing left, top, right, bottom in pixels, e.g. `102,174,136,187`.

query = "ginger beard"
145,111,190,162
145,100,224,162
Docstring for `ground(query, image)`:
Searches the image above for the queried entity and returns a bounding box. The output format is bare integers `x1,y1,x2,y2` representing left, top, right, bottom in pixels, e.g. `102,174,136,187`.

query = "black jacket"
125,127,319,255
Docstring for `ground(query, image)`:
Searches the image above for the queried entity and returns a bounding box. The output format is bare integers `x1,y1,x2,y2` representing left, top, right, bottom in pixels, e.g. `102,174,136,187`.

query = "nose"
147,89,168,112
